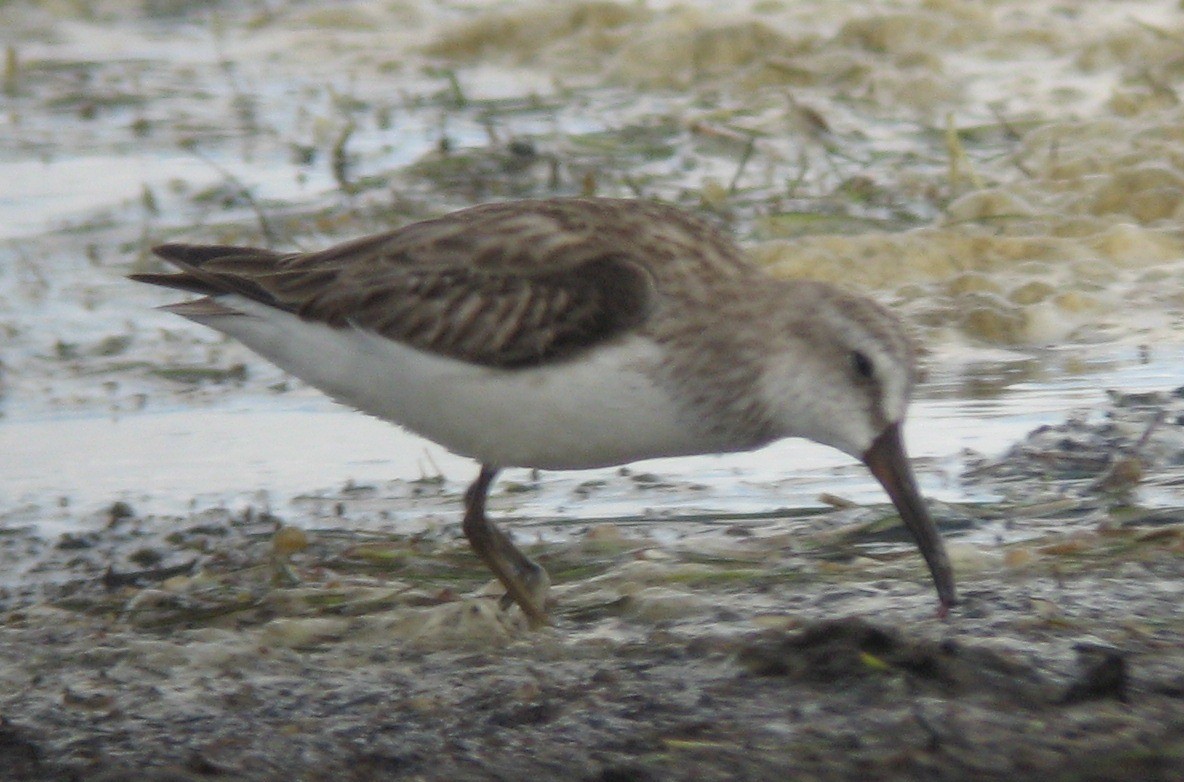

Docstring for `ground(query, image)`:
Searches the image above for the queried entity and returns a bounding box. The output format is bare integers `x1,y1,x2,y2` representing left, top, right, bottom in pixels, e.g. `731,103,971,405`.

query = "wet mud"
3,390,1184,781
3,1,1184,780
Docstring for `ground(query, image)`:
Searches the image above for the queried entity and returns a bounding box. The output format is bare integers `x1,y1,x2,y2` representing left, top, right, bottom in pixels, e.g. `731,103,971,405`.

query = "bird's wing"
132,200,655,368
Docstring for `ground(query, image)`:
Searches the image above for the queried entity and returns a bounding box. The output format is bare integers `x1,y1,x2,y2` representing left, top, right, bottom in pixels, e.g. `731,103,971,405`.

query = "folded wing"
133,204,654,369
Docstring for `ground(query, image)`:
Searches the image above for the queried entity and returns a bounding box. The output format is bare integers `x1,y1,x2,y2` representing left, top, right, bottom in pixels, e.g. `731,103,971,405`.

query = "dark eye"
851,350,875,380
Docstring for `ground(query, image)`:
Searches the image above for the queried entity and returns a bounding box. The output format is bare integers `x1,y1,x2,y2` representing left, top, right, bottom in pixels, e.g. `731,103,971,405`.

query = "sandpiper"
133,197,956,626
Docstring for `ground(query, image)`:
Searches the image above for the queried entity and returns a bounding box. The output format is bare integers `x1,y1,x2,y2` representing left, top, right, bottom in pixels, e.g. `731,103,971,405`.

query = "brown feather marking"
134,200,719,368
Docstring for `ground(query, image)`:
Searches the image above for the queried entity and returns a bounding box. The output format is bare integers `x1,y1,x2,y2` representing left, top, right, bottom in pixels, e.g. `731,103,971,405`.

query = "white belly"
190,297,732,470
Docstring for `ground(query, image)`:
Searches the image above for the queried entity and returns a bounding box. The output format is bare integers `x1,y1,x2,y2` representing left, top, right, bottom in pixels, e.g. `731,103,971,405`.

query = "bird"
131,197,957,627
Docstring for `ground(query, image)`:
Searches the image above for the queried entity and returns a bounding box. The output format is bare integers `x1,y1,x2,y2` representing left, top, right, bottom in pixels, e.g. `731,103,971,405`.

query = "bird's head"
759,283,956,612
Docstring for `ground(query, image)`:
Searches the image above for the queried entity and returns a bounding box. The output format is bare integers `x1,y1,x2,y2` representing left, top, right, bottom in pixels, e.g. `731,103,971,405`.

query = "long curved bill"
862,422,957,614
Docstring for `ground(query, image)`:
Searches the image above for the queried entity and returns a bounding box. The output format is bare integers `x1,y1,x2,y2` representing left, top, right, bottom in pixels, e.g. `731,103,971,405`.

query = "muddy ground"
2,391,1184,781
4,2,1184,779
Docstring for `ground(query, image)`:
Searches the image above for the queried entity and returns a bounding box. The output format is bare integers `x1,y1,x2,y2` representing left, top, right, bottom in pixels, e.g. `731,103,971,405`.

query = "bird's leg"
462,466,550,627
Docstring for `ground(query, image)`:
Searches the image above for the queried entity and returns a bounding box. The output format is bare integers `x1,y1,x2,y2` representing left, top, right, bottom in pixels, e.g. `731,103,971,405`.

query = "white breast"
189,297,731,470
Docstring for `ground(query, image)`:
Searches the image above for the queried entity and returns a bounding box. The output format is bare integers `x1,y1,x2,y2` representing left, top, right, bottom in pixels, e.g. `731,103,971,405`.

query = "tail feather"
152,242,279,266
128,271,219,296
131,243,284,304
159,298,244,319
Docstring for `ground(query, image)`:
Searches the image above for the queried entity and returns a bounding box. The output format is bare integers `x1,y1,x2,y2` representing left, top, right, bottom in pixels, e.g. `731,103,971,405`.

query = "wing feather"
133,201,655,368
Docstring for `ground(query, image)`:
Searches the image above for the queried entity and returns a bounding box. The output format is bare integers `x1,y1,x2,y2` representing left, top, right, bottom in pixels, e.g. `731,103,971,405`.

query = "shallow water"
2,341,1179,531
5,14,1184,779
1,0,1183,533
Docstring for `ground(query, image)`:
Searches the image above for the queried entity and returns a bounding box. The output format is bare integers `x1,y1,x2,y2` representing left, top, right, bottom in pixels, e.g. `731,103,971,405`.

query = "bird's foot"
497,558,551,627
463,466,551,629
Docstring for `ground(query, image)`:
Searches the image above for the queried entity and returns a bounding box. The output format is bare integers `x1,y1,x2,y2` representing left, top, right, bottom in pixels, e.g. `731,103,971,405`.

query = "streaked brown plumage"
133,197,955,627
